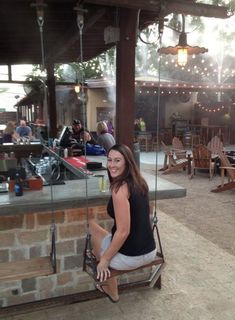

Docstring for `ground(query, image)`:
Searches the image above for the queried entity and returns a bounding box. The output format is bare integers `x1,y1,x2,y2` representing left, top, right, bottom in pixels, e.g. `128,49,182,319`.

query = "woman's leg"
88,218,109,259
88,219,119,301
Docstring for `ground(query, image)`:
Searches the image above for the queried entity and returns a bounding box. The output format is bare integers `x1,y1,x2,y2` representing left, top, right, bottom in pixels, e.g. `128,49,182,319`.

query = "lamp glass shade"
177,48,188,67
75,85,80,93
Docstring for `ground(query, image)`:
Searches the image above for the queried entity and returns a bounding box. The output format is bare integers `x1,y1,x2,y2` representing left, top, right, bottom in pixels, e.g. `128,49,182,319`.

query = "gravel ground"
142,163,235,257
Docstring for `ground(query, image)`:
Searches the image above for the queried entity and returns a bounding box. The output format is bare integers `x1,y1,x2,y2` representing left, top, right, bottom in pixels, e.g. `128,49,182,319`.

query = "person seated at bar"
96,121,116,153
16,119,32,139
3,121,19,143
71,119,96,146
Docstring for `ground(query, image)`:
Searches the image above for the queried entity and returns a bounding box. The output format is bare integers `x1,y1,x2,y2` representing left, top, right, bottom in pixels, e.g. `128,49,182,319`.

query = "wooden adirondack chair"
190,144,215,179
207,136,224,159
172,137,187,160
160,141,188,174
211,152,235,192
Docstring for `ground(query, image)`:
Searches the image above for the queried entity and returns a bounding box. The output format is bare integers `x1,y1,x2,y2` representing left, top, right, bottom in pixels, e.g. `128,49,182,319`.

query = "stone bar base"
0,203,154,307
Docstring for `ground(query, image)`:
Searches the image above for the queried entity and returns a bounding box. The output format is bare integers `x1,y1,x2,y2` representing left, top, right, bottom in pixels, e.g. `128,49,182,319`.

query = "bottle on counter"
64,148,68,158
53,139,57,149
14,173,23,196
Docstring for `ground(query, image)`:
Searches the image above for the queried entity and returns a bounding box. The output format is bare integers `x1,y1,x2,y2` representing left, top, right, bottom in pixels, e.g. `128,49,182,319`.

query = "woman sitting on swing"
89,144,156,303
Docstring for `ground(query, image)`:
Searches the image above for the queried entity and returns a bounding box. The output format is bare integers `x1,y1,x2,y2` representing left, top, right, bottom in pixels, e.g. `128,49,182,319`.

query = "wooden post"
116,8,138,149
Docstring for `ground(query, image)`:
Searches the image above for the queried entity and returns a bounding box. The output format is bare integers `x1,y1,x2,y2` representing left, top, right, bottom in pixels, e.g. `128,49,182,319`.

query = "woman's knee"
88,219,104,237
88,218,98,231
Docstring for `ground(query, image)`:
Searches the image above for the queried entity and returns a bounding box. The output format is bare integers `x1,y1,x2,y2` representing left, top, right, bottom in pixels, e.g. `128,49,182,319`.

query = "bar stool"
137,133,152,152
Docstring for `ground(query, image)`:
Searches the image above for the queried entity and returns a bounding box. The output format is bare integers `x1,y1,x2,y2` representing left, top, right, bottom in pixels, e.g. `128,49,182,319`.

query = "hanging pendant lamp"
158,14,208,67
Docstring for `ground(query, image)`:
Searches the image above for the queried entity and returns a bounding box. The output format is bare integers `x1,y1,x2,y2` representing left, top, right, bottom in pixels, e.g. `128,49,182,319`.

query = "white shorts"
100,233,157,270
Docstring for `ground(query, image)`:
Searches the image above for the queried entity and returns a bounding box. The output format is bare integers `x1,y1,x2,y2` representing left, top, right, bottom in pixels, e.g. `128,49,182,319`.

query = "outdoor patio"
1,149,234,320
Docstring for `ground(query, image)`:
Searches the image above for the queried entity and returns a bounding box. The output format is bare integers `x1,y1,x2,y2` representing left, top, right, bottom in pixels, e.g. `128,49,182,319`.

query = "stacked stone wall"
0,202,152,307
0,204,153,307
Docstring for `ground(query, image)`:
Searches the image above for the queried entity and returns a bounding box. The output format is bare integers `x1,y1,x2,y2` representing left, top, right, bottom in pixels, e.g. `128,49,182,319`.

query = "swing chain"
31,0,57,273
50,223,57,273
74,3,88,32
83,234,97,280
31,0,47,70
152,212,158,226
152,210,164,260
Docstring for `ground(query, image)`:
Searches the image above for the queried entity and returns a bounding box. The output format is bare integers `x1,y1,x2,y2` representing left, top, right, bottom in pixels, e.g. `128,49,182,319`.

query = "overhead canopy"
0,0,230,66
1,0,231,144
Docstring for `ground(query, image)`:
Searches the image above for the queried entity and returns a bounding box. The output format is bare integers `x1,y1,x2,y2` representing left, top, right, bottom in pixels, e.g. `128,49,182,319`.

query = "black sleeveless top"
107,191,156,256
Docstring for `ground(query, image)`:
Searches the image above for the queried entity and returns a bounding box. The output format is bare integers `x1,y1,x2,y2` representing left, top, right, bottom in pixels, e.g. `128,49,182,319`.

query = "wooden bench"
0,256,54,282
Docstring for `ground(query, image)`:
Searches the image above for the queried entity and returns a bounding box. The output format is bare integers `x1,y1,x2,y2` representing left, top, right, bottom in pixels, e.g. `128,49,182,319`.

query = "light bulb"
75,85,80,93
177,48,188,67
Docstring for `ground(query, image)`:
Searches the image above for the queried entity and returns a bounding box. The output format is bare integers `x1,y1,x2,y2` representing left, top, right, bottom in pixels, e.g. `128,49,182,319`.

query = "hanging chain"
37,13,45,71
31,0,47,71
153,22,163,220
31,1,56,271
152,17,164,259
74,5,98,278
74,4,90,230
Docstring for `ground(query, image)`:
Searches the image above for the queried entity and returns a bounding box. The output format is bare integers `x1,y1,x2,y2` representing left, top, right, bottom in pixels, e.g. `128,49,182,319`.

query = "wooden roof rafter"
84,0,231,19
0,0,231,66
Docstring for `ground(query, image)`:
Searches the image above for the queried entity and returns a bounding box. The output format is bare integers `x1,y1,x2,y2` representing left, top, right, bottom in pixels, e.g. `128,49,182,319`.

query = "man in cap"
71,119,96,146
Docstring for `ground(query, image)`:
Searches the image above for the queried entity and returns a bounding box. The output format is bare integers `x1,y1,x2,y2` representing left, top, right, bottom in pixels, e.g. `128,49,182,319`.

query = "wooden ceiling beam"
52,8,107,61
84,0,230,19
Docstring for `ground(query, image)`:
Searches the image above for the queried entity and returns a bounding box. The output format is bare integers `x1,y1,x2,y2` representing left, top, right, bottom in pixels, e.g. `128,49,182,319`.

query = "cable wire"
152,23,164,258
76,6,90,231
32,0,56,272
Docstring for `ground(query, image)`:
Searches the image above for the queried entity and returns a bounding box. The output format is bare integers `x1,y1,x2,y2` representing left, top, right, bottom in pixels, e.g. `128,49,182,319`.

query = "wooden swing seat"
107,255,164,278
0,256,54,282
84,251,164,283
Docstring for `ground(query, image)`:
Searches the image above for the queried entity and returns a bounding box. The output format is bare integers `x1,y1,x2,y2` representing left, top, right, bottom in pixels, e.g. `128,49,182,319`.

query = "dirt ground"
142,164,235,257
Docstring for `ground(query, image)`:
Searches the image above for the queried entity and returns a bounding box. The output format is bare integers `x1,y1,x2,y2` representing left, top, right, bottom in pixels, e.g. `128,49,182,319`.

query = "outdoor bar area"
0,141,186,307
0,0,234,318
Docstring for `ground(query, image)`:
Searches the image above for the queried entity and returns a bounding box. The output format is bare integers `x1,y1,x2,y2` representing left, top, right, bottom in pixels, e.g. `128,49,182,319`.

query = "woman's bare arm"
97,183,130,280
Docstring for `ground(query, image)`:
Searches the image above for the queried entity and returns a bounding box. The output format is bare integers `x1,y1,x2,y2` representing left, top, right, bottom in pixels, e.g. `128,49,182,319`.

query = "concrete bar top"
0,154,186,216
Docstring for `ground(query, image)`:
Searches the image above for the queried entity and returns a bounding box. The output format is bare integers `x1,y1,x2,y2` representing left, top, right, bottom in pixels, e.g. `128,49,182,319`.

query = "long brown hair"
4,121,15,134
107,144,148,195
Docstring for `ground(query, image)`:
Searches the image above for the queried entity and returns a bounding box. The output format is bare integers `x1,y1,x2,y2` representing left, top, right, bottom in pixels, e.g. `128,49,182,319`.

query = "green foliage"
54,47,115,82
200,0,235,11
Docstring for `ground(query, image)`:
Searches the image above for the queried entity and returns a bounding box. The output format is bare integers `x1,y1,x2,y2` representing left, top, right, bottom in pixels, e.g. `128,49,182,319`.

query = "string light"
195,102,226,113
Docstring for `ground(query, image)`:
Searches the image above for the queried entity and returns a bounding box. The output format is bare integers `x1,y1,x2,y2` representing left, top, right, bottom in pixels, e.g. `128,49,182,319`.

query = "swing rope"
152,22,164,260
78,6,165,281
0,2,57,282
73,3,97,277
33,0,57,273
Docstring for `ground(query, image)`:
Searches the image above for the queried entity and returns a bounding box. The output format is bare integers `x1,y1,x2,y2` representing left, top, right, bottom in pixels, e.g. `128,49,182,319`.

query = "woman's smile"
107,150,125,178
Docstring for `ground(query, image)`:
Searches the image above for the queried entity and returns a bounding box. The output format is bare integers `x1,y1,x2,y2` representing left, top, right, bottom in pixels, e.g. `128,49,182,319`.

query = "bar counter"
0,169,186,216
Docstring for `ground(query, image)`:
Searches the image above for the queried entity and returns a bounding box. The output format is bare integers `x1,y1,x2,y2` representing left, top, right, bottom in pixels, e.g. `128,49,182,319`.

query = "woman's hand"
96,257,111,282
83,131,91,142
